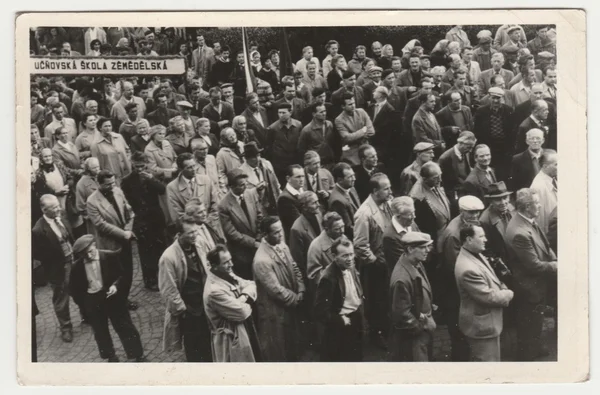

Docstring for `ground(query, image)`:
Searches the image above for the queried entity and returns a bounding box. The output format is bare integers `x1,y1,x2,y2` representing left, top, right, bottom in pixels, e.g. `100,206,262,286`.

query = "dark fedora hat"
243,141,263,158
485,181,512,198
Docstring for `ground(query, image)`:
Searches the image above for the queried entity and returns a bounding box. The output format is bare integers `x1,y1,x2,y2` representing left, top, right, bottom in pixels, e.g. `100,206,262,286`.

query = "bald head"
40,194,60,218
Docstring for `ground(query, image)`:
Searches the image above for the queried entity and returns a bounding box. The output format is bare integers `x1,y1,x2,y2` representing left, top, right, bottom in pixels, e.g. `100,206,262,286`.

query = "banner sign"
30,56,186,75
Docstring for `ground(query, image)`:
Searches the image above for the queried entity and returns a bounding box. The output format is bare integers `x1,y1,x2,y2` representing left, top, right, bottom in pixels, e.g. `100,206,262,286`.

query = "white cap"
458,195,484,211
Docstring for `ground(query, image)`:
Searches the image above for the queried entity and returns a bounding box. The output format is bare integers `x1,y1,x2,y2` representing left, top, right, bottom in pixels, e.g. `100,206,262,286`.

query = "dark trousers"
320,309,364,362
72,223,87,240
515,301,545,361
32,312,37,362
181,313,213,362
388,330,433,362
50,262,72,331
444,303,470,361
361,262,389,336
120,242,134,300
84,291,143,360
136,235,164,287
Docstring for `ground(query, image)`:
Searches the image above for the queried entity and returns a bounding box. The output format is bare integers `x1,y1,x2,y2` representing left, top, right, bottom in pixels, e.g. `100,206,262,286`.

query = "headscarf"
402,39,421,56
431,39,450,54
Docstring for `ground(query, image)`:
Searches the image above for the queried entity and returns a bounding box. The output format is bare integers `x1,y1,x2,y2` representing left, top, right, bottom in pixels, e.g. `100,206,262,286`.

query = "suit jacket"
241,107,270,148
277,188,303,242
192,45,215,80
368,101,398,157
289,214,322,277
218,189,263,267
215,146,244,195
515,116,556,153
306,231,336,285
383,220,421,272
454,248,512,339
202,102,235,128
509,150,541,191
239,159,280,215
86,188,134,250
31,216,75,285
530,171,557,234
412,107,444,153
410,180,452,241
52,142,81,171
477,68,515,98
479,205,516,262
69,249,123,307
353,195,392,266
438,146,472,204
328,184,360,239
504,213,557,304
331,86,366,118
442,85,478,110
304,168,334,210
435,105,474,147
402,94,442,144
314,262,364,332
166,173,220,229
352,164,386,203
463,166,498,201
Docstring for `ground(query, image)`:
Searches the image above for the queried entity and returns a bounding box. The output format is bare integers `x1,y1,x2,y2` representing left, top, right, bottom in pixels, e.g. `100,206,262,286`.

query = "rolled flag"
241,27,257,93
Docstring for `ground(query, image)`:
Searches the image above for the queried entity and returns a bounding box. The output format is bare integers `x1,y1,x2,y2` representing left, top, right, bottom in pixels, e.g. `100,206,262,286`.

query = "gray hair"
515,188,538,212
322,211,343,229
373,86,389,98
84,157,99,170
298,191,318,208
457,130,477,143
390,196,415,216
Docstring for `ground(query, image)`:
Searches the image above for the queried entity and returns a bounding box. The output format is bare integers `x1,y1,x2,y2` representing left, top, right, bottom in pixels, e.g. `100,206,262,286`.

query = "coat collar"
398,255,432,295
459,248,502,286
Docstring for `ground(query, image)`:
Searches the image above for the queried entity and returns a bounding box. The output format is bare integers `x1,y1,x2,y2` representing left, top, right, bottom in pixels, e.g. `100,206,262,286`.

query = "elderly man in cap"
474,87,515,182
501,44,520,75
69,234,146,362
437,195,485,361
473,35,497,72
438,131,476,212
383,196,421,271
477,76,517,109
362,66,384,102
454,223,514,361
239,141,280,216
493,25,527,51
176,100,199,138
479,182,515,263
388,231,436,361
500,26,527,52
399,142,435,196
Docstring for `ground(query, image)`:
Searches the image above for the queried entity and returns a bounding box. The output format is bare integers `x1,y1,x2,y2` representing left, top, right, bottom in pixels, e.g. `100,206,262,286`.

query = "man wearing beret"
437,195,485,361
389,232,436,361
69,234,146,362
399,142,435,197
454,223,514,361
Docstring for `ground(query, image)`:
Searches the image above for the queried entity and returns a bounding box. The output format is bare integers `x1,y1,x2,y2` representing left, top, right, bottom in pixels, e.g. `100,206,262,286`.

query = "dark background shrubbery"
185,25,539,60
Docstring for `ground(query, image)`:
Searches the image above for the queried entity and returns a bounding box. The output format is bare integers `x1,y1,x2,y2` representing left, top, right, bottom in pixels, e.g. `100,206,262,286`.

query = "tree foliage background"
186,25,541,60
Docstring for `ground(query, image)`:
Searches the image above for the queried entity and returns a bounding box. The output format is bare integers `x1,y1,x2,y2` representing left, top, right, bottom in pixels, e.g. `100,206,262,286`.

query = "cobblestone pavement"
35,243,556,363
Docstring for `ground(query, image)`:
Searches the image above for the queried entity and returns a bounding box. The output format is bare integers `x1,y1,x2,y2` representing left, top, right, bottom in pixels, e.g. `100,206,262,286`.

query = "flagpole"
241,27,255,93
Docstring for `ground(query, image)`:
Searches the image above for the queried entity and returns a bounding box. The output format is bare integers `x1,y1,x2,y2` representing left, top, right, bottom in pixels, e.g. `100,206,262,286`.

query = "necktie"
434,187,449,212
485,169,496,183
254,167,262,182
533,221,552,250
189,177,196,195
310,174,317,191
533,155,541,174
239,194,252,224
374,104,380,119
54,218,68,239
501,211,512,223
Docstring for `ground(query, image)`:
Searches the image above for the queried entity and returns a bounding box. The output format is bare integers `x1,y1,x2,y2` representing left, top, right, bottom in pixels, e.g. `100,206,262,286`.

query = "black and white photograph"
14,9,588,386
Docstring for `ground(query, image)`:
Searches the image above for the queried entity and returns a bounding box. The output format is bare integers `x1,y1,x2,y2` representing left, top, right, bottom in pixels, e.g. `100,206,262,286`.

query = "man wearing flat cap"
454,223,514,361
501,44,520,75
527,25,555,59
399,142,435,196
493,25,527,52
473,35,498,72
438,131,476,213
176,100,200,139
69,234,146,362
389,232,436,361
477,53,515,97
435,90,474,148
479,182,515,265
362,66,384,105
437,195,485,361
239,141,280,216
501,26,527,52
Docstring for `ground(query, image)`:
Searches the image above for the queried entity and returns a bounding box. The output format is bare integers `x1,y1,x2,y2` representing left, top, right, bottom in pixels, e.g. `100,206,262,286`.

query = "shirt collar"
392,216,410,234
286,183,302,196
529,149,541,159
530,114,542,125
43,215,58,225
518,212,536,224
454,144,463,160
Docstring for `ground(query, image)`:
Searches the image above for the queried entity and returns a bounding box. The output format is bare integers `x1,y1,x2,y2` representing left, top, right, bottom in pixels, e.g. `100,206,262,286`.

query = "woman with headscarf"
130,118,151,153
215,127,245,195
232,115,261,147
378,44,394,70
90,117,132,184
144,125,178,226
250,50,262,74
74,112,102,161
86,39,102,57
430,39,450,68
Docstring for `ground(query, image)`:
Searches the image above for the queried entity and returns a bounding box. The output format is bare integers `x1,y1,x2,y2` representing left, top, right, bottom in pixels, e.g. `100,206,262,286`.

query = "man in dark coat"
266,103,304,186
388,232,436,361
435,91,474,148
277,165,306,243
367,86,398,167
504,188,557,361
463,144,498,201
202,86,235,131
328,162,360,239
241,92,270,149
331,70,366,119
272,83,307,124
509,128,544,191
120,152,167,291
383,196,421,272
147,93,179,127
314,237,365,361
515,99,556,153
473,87,515,182
438,131,476,214
31,194,77,342
352,144,386,203
69,234,146,362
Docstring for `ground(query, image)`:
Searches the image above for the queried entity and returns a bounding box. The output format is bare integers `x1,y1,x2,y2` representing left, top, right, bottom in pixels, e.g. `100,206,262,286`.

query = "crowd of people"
30,24,558,364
